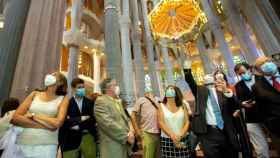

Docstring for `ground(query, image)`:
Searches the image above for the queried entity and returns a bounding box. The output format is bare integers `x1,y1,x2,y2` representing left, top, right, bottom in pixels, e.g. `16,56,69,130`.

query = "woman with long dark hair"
158,85,193,158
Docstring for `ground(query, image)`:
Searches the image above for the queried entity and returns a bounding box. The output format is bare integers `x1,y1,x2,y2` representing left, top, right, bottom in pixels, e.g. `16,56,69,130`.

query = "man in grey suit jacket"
94,78,134,158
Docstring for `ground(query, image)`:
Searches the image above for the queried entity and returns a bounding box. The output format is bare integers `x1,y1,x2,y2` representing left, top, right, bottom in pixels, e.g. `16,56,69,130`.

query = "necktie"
209,89,224,129
272,76,280,92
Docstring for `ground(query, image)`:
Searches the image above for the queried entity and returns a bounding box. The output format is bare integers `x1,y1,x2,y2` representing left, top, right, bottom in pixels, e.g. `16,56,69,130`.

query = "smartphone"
216,74,224,81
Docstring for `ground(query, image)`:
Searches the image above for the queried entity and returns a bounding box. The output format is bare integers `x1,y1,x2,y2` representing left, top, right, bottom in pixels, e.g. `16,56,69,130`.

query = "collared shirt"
264,72,280,86
244,76,255,91
205,87,233,126
74,96,84,112
133,97,160,134
206,87,220,126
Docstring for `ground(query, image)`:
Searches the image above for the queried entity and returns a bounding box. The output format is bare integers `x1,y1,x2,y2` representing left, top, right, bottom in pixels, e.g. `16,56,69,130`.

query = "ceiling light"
0,14,4,30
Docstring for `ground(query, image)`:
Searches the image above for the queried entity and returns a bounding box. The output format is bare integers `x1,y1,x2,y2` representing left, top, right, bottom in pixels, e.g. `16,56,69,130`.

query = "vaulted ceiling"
149,0,205,39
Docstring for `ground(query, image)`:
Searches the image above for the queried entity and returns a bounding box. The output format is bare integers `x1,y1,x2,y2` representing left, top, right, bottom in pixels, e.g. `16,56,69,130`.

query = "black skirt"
160,136,193,158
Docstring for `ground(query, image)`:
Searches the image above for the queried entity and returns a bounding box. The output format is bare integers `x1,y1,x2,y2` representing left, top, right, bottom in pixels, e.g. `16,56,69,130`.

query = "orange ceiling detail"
149,0,204,39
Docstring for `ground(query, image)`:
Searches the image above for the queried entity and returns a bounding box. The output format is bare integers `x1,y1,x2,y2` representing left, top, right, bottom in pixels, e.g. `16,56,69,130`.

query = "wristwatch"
31,113,35,120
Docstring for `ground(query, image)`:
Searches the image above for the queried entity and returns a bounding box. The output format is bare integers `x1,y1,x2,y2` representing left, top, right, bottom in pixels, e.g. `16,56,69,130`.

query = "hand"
175,142,186,149
25,112,35,120
25,112,32,118
184,60,192,69
127,131,135,145
215,80,227,92
233,110,241,118
81,116,90,121
137,139,143,150
135,130,142,141
170,133,179,145
241,101,255,108
177,133,185,142
71,125,80,130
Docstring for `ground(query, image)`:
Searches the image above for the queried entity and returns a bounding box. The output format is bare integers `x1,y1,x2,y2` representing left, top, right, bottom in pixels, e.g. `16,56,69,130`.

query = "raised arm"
183,60,197,96
12,91,47,129
32,96,70,129
94,97,129,145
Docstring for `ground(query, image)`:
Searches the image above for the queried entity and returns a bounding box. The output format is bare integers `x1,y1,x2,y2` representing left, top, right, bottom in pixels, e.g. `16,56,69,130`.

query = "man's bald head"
255,56,271,69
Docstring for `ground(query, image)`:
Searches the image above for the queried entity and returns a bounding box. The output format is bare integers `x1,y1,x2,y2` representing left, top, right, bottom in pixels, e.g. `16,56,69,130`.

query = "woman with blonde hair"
12,72,69,158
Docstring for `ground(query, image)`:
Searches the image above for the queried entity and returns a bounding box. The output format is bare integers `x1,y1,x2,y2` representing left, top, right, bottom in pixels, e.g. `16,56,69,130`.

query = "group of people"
181,56,280,158
0,55,279,158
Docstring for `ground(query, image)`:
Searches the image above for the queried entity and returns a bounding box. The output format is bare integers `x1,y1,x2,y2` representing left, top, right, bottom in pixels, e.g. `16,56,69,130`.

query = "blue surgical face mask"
261,62,278,75
165,88,176,98
241,71,252,81
76,88,86,97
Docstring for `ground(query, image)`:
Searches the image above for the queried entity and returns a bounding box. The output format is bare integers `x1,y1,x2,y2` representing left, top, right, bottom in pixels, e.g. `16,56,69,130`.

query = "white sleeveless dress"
160,103,192,158
17,96,64,158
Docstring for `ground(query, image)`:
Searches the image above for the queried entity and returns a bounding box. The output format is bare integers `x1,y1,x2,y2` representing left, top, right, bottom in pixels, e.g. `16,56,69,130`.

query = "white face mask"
114,86,120,96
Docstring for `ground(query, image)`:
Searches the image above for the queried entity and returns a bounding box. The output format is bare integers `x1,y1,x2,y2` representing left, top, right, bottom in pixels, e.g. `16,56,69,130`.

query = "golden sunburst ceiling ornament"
149,0,206,40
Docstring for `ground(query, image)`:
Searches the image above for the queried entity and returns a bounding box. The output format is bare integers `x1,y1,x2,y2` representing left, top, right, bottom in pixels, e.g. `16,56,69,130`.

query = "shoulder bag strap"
144,96,158,110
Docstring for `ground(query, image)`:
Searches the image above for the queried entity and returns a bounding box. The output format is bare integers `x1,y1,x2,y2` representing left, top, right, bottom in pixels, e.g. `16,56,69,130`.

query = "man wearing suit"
94,78,134,158
59,78,97,158
183,61,239,158
253,56,280,154
234,63,269,158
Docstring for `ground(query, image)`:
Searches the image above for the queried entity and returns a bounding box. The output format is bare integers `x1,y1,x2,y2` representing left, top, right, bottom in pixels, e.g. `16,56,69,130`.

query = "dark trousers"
270,132,280,155
199,126,238,158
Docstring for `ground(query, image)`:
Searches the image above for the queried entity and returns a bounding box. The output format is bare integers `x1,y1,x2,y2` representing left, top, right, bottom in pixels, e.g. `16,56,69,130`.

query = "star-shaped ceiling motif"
149,0,206,39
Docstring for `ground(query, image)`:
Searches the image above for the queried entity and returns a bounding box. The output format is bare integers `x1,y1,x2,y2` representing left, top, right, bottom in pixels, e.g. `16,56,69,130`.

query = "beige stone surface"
10,0,66,100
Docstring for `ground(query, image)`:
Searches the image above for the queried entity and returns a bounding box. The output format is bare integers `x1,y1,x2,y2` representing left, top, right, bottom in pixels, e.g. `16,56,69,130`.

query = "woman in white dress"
158,85,193,158
12,73,69,158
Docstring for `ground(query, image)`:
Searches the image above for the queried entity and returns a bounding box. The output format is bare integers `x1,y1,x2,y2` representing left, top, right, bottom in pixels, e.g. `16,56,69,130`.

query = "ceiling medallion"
149,0,207,40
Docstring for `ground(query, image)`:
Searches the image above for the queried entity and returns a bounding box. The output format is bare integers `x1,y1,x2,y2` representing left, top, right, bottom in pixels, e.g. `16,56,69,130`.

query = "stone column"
131,0,145,97
161,39,175,85
0,0,30,101
220,0,259,64
255,0,280,42
200,0,236,83
93,51,101,93
154,45,164,96
196,35,213,74
67,0,84,93
119,0,135,106
104,0,123,84
155,59,163,97
238,0,280,56
171,45,182,66
10,0,66,100
178,41,187,66
140,0,160,96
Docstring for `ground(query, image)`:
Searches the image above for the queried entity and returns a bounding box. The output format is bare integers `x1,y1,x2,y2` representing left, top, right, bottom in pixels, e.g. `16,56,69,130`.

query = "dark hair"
100,78,114,94
234,63,251,73
162,85,183,107
1,98,20,117
71,78,84,88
